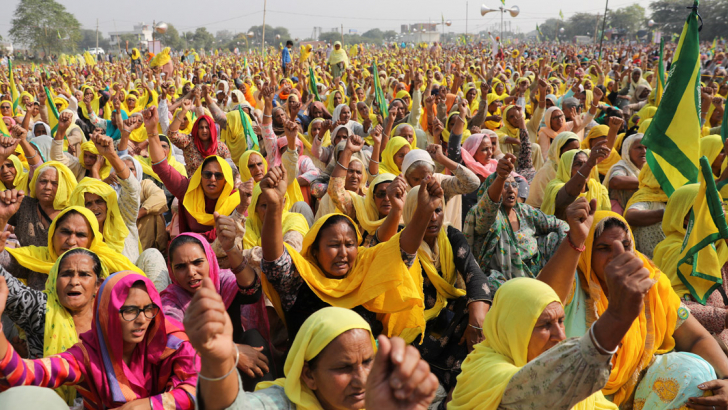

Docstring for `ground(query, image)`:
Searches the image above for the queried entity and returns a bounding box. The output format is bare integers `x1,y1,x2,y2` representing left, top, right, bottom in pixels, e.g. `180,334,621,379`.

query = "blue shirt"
282,47,291,65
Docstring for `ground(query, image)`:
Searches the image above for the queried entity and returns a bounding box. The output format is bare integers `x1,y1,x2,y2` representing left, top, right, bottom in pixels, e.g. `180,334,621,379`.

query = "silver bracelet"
336,160,349,171
576,169,587,178
370,159,380,164
197,343,239,382
589,322,618,355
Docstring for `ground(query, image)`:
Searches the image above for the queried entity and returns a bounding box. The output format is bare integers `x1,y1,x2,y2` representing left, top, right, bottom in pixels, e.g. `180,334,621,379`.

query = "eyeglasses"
119,303,160,321
201,171,224,180
503,181,519,189
0,105,10,110
374,190,388,199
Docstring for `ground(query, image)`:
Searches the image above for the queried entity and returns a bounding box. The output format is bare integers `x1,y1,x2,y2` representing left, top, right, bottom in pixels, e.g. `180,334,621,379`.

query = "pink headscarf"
273,135,307,167
70,271,197,407
2,116,16,128
460,133,499,180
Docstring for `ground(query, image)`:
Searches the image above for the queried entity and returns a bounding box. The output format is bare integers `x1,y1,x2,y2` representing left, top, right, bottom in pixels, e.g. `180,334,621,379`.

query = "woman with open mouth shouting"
0,271,199,409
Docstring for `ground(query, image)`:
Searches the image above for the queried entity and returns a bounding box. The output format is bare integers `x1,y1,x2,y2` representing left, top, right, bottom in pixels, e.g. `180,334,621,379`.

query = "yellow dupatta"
449,277,616,410
440,112,471,144
255,307,374,410
6,206,144,275
624,164,668,211
484,93,503,130
577,212,680,406
44,249,110,405
351,173,396,236
278,214,425,339
0,155,30,193
69,178,130,254
393,123,420,148
541,149,611,215
174,108,194,134
28,161,77,210
128,122,149,143
80,141,112,179
380,136,410,175
136,135,187,183
182,156,241,226
581,125,621,175
399,185,464,342
238,149,301,211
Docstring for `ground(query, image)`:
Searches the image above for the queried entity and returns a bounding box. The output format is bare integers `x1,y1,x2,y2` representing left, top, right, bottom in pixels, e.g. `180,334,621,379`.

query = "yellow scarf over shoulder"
80,141,112,180
6,206,143,275
0,155,29,193
256,307,374,410
182,156,241,226
541,149,611,215
69,178,131,254
449,277,616,410
274,214,425,339
578,212,680,406
581,125,621,176
380,136,410,175
624,164,668,211
28,161,77,210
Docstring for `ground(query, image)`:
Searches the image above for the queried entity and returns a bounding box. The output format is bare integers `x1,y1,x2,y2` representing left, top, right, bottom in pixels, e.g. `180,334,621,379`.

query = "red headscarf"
191,115,218,157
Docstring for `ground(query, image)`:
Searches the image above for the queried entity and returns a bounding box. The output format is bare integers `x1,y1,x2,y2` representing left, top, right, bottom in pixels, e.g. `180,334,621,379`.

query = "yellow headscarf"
496,105,520,144
395,90,413,111
80,141,112,179
128,121,149,143
577,211,680,406
256,307,374,410
380,136,410,175
328,41,350,67
307,118,331,148
624,164,668,211
44,248,110,405
581,125,621,175
0,155,30,193
131,48,140,60
392,123,419,148
243,184,309,250
238,150,267,183
182,156,241,226
484,94,502,130
6,206,144,275
275,213,425,339
400,186,464,342
449,277,616,410
174,107,195,134
69,178,130,254
136,135,187,182
352,173,396,236
541,149,611,215
78,85,108,120
441,112,470,144
28,161,77,210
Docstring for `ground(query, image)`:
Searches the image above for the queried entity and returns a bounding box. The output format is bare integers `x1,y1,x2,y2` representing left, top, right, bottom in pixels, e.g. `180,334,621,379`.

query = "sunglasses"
0,106,10,110
374,190,388,199
119,303,160,322
201,171,224,180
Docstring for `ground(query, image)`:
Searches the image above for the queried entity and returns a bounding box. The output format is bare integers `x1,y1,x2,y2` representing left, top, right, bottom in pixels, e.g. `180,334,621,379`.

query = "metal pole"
598,0,609,59
594,14,600,44
261,0,267,55
500,7,504,40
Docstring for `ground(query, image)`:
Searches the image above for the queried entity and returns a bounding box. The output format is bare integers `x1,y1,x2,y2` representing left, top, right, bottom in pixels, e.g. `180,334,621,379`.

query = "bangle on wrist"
565,230,586,252
576,169,587,178
196,343,239,382
589,322,618,355
468,323,483,331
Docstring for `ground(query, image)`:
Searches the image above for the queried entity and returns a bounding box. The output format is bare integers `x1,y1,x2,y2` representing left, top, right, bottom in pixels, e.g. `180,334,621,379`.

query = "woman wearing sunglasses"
0,271,199,409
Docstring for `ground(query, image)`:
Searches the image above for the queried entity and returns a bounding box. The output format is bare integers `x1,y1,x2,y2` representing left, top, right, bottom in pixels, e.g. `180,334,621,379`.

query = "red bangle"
565,231,586,252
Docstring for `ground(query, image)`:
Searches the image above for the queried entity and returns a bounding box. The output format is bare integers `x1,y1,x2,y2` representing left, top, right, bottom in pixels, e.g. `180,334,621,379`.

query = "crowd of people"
0,30,725,410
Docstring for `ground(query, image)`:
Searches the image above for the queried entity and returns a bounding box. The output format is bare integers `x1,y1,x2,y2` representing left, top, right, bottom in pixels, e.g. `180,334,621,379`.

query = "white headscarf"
605,133,643,185
401,149,435,176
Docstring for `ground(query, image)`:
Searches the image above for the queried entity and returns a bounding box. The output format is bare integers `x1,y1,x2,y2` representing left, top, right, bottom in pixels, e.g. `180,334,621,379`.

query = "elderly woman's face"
339,106,352,123
334,128,349,146
495,83,504,94
357,103,369,119
629,138,647,169
302,328,373,410
52,213,94,256
247,154,266,182
526,301,566,362
346,160,363,192
56,253,99,313
311,104,323,118
488,100,502,114
393,145,410,171
591,225,633,284
466,88,477,101
391,101,405,120
273,108,286,125
35,168,59,204
550,109,565,131
0,160,16,185
405,163,433,187
631,70,641,83
333,92,343,107
373,182,391,218
570,152,588,179
397,126,414,143
501,176,518,209
313,221,359,278
171,242,210,294
310,121,323,139
424,203,444,243
356,88,365,101
126,97,136,110
289,98,301,113
474,137,494,165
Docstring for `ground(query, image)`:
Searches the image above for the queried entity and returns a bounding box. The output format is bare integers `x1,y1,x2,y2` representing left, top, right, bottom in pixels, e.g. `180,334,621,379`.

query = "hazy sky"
1,0,655,43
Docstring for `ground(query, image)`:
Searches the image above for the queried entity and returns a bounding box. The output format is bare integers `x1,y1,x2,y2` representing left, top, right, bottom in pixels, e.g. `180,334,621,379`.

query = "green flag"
237,106,259,151
656,38,666,106
372,61,388,118
721,94,728,142
44,86,60,136
7,58,19,116
641,0,701,197
308,67,321,102
559,9,564,20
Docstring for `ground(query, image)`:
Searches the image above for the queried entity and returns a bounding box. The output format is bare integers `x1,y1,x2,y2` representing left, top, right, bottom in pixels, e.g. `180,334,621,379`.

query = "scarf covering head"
191,115,219,158
136,135,187,182
539,107,568,143
546,132,580,172
541,149,611,215
307,117,331,147
69,178,130,254
700,135,727,170
256,307,374,410
69,271,195,407
80,141,112,179
496,105,520,141
28,161,78,210
460,133,498,180
328,41,350,67
581,125,621,175
44,249,110,405
243,183,309,250
174,108,194,134
347,172,396,236
220,105,257,161
0,155,29,193
182,156,240,226
380,136,410,175
624,163,668,211
238,150,268,183
441,112,470,144
449,277,616,410
577,211,680,406
106,110,129,141
605,133,644,186
400,186,465,342
654,183,728,304
484,93,504,130
277,213,425,340
6,206,143,275
401,149,435,178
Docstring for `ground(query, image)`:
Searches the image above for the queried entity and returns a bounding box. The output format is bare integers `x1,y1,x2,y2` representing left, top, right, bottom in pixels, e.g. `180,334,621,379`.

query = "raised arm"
399,177,444,255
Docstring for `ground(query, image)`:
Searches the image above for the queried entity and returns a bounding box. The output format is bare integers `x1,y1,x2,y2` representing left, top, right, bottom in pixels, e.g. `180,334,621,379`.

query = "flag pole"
598,0,609,60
